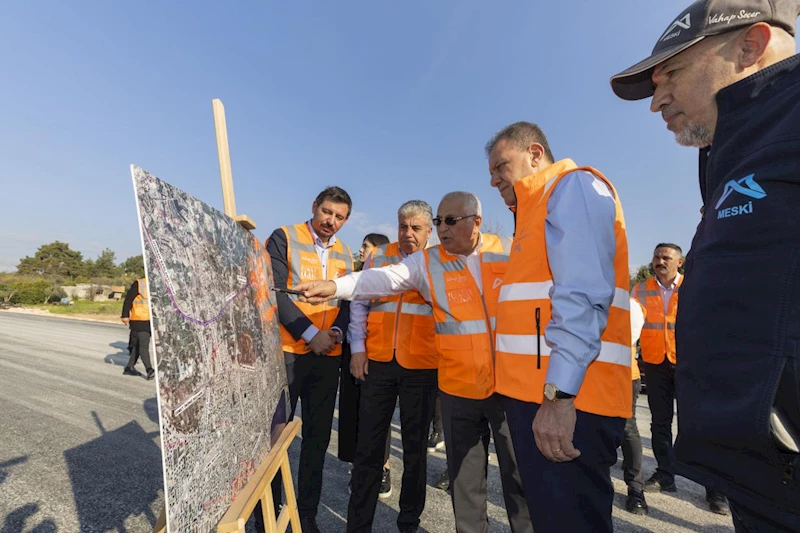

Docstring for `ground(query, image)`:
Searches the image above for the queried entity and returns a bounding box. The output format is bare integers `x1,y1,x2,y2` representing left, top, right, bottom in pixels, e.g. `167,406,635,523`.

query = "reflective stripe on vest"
279,223,353,355
365,242,438,368
130,278,151,321
425,234,511,400
634,276,680,364
494,160,633,418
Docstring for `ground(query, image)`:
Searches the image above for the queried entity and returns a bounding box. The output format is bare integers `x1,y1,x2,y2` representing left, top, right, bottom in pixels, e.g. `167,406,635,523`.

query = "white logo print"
660,13,691,42
492,278,503,290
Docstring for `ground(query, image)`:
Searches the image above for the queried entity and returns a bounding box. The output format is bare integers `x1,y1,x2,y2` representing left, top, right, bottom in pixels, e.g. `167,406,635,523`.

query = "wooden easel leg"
153,504,167,533
261,490,277,533
281,453,302,532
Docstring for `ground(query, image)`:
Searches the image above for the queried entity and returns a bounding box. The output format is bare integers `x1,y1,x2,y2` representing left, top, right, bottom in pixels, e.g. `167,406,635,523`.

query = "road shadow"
63,411,163,532
0,456,28,485
104,340,130,368
1,503,57,533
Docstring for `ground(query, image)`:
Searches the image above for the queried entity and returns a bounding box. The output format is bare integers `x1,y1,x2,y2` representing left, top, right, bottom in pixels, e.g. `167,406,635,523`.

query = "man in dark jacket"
264,186,353,533
611,0,800,530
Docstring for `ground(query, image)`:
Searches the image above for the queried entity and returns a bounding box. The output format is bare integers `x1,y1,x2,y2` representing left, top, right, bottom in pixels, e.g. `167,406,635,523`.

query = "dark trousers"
431,389,443,435
643,359,676,478
504,396,624,533
347,358,437,532
338,345,391,466
622,379,644,491
126,330,153,371
731,498,800,533
440,392,532,533
274,351,341,518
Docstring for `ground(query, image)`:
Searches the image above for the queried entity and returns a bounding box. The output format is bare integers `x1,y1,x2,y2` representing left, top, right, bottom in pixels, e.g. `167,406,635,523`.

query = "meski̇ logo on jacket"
714,174,766,219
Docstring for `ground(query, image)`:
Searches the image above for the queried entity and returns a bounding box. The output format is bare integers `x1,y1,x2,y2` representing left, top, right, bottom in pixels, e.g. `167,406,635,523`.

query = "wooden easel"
152,99,302,533
217,420,302,533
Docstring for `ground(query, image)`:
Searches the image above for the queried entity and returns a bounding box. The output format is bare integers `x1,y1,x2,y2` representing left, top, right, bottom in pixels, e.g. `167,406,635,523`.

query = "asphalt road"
0,311,163,533
0,311,735,532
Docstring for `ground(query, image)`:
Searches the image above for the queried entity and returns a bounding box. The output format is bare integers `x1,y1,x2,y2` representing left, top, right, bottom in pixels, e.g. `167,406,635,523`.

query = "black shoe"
625,487,649,515
146,369,155,381
427,430,444,452
433,470,449,491
379,467,392,499
399,527,419,533
707,489,729,515
299,516,321,533
123,367,140,376
644,471,677,493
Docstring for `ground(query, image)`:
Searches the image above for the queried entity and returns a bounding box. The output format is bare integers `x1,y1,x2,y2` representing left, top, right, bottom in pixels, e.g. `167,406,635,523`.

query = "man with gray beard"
611,0,800,531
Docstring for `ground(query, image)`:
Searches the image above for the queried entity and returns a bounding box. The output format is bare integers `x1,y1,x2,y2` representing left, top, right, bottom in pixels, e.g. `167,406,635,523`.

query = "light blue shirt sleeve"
544,171,618,396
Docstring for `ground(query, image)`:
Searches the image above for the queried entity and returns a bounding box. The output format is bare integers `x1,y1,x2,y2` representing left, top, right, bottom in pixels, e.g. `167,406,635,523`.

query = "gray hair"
484,121,554,163
397,200,433,227
440,191,482,217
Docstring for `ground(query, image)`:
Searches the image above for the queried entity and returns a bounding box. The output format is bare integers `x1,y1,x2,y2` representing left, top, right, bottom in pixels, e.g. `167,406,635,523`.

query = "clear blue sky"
1,1,737,273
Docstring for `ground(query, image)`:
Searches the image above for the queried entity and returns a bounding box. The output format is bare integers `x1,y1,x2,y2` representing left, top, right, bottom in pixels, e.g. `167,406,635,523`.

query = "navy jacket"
675,55,800,522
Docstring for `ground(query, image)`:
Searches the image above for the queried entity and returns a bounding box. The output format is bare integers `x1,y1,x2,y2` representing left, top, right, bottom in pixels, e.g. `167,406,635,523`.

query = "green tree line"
1,241,145,305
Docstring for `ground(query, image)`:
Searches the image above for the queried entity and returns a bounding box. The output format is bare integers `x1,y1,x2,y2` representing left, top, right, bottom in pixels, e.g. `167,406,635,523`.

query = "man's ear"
474,215,483,230
528,143,546,168
311,201,318,215
738,23,771,69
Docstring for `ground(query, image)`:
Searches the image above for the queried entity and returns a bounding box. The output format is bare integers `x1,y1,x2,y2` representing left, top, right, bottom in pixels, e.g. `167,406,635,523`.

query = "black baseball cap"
611,0,800,100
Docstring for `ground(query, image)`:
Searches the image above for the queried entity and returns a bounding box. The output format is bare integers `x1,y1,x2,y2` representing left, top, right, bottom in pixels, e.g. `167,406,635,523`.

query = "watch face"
544,383,556,401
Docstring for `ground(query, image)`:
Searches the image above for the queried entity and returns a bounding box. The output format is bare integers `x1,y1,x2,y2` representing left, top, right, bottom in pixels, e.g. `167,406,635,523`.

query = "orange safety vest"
130,278,151,321
632,276,681,365
424,234,511,400
631,299,646,381
494,159,632,418
366,243,438,369
278,223,353,355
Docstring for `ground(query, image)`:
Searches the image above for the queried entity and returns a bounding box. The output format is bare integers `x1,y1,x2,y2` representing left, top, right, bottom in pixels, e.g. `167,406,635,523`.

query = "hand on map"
294,280,337,304
309,329,339,355
350,351,369,381
532,398,581,463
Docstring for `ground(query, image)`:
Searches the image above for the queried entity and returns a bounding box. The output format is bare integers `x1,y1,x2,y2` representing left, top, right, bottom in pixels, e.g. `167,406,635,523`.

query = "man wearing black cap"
611,1,800,531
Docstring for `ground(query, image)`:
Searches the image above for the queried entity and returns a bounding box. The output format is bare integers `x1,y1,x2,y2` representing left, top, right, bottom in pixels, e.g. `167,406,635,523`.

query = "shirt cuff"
545,355,588,396
350,340,366,353
301,325,320,344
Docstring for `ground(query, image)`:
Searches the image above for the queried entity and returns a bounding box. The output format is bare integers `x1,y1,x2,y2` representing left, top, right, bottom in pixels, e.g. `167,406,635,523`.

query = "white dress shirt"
654,273,681,316
301,221,341,343
336,235,487,329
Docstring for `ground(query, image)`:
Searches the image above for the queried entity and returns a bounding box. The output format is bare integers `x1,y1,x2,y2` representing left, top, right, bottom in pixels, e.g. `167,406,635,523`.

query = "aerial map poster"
130,165,289,532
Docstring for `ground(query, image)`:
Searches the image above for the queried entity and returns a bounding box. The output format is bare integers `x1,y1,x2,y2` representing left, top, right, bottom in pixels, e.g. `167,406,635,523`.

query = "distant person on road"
121,277,154,380
621,298,648,515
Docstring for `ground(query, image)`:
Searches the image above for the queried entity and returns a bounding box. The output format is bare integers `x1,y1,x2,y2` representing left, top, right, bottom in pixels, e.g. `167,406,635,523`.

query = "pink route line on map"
143,225,251,327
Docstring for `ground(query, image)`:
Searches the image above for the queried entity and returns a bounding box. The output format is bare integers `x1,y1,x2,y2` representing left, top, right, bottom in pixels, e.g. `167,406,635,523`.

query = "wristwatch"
543,383,575,401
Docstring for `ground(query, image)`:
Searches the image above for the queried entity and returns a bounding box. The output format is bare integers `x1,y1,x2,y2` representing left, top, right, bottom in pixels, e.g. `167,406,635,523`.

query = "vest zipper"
480,295,495,366
535,307,541,370
392,293,404,360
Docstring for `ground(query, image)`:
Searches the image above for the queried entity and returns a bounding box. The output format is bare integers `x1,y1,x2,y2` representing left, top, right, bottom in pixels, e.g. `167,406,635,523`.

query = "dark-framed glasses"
433,214,477,227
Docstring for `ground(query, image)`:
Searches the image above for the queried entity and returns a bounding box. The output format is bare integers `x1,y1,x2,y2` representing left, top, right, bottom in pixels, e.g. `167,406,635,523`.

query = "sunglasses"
433,214,477,227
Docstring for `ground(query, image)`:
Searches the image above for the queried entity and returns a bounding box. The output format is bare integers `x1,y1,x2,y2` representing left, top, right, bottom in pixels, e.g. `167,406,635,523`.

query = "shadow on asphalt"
63,409,163,532
104,340,130,368
1,458,58,533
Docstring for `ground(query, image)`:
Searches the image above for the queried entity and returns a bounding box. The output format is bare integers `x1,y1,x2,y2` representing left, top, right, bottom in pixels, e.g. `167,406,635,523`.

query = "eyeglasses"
433,214,477,227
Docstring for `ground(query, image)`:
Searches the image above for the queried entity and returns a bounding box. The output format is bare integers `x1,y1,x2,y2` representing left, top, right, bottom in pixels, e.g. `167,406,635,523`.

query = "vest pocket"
437,335,477,385
409,316,436,357
366,312,385,350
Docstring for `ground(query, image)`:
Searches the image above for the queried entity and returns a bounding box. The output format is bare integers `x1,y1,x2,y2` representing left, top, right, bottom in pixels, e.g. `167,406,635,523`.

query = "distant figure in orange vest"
295,191,533,533
632,243,728,514
121,277,154,380
264,186,354,533
487,121,632,533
